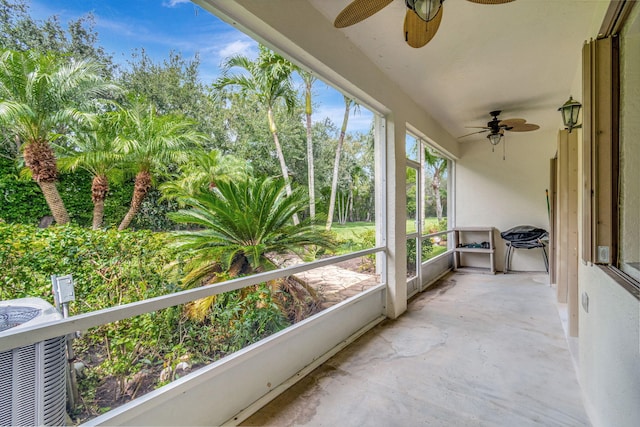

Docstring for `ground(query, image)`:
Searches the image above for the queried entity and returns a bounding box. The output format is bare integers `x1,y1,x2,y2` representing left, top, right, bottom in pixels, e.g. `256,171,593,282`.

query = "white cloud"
162,0,192,7
313,105,374,134
218,40,257,60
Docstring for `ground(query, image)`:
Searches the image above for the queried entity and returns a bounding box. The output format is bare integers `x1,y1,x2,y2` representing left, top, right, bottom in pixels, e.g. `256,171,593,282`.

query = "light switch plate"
597,246,610,263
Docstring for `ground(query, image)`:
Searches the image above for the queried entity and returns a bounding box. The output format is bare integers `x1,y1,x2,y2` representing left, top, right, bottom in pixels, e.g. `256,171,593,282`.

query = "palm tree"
114,100,204,230
326,96,356,230
169,176,335,321
298,69,317,219
0,49,119,224
424,147,447,221
57,111,124,229
159,148,251,204
214,45,300,224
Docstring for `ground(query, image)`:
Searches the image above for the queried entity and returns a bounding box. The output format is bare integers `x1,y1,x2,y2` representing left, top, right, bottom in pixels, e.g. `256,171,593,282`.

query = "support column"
378,114,407,319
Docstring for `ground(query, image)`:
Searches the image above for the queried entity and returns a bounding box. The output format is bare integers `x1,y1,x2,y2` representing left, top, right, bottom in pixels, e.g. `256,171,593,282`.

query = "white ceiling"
306,0,609,142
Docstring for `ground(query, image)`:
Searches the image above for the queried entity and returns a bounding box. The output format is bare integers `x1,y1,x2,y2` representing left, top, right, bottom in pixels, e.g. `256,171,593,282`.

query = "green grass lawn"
331,219,449,257
331,221,375,241
333,218,447,238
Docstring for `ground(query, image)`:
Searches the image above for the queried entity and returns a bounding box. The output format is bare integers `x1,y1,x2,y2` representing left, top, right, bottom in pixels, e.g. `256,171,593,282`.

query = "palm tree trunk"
92,200,105,230
38,181,70,225
326,97,351,230
91,174,109,230
268,108,300,225
118,170,152,231
304,79,316,219
23,140,69,225
432,169,443,221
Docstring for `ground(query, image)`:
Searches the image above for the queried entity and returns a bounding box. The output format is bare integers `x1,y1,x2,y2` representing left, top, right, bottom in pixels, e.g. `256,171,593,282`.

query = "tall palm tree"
326,96,356,230
159,148,251,205
114,100,204,230
424,147,447,221
169,177,335,321
57,111,124,229
298,69,317,219
0,49,119,224
214,45,300,224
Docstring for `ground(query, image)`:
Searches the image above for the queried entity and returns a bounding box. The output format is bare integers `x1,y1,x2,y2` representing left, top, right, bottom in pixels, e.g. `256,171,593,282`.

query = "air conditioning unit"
0,298,67,427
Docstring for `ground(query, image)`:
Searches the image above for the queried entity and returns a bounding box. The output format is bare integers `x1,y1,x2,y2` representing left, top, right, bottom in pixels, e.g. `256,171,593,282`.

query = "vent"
0,298,66,427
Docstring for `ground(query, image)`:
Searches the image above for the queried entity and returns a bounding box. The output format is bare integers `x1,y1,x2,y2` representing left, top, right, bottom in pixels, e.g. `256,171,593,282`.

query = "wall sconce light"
558,96,582,133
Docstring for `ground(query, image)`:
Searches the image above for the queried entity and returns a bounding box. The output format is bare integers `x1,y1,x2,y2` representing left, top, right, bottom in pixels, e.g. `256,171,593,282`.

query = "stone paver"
268,253,380,308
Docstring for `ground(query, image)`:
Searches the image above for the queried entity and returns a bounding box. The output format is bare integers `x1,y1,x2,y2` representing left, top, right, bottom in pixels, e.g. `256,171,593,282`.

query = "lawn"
331,219,449,257
333,218,447,238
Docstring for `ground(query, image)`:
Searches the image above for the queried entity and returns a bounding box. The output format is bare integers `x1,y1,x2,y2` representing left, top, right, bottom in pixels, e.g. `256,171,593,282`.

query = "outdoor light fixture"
406,0,444,22
558,96,582,133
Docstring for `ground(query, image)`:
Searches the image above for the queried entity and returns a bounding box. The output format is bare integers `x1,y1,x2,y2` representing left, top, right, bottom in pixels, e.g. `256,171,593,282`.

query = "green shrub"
0,223,178,307
0,223,292,418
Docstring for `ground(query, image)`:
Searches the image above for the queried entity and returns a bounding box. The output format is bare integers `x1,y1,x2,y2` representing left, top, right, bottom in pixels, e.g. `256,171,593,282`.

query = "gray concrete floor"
243,272,589,426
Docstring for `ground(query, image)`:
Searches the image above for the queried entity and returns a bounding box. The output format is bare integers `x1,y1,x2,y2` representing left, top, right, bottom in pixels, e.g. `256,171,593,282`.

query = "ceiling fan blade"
499,118,526,127
458,129,489,139
334,0,393,28
508,123,540,132
466,0,515,4
403,6,442,48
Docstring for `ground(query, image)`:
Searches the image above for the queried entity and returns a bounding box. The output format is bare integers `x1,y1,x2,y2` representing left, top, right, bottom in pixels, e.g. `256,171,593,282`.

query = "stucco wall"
455,129,557,272
578,265,640,427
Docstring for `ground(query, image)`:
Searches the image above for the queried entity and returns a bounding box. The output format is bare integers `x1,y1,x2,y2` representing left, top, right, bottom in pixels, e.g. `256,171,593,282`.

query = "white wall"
455,130,557,272
578,265,640,427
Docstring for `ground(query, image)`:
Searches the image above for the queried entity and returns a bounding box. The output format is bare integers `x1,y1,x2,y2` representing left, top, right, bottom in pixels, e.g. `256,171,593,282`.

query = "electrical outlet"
597,246,610,263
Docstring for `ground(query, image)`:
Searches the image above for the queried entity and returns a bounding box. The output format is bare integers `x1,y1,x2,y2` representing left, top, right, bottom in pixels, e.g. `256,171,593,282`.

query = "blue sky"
29,0,373,133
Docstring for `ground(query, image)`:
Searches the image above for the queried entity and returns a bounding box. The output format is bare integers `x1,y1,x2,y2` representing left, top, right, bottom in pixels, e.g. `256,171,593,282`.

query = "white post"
380,114,407,319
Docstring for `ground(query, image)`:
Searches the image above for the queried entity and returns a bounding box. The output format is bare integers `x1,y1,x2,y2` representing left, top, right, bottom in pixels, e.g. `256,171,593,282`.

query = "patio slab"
242,272,589,426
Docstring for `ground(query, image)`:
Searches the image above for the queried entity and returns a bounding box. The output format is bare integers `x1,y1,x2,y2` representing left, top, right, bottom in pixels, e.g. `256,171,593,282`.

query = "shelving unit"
453,227,496,274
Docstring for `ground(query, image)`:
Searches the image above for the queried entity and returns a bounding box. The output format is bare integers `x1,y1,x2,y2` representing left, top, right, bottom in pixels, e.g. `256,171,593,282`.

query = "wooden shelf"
454,247,496,254
453,227,496,274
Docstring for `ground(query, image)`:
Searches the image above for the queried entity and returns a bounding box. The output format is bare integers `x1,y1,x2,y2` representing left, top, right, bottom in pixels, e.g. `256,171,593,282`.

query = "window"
617,3,640,283
582,0,639,295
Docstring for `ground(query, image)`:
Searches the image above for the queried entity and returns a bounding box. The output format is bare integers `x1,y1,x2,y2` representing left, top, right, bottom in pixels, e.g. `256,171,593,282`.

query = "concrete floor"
243,272,589,426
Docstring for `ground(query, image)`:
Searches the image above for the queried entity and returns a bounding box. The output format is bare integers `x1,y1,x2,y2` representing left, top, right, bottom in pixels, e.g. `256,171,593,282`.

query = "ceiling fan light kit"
334,0,516,48
458,110,539,158
405,0,443,22
487,132,502,146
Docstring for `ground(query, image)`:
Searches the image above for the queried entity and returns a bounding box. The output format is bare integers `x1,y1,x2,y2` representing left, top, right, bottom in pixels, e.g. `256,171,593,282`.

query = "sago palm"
169,176,335,321
0,49,119,224
214,45,300,224
114,100,204,230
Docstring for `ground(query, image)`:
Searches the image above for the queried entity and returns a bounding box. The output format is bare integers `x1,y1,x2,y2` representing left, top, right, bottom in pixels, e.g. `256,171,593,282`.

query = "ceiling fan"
334,0,515,48
459,110,539,150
